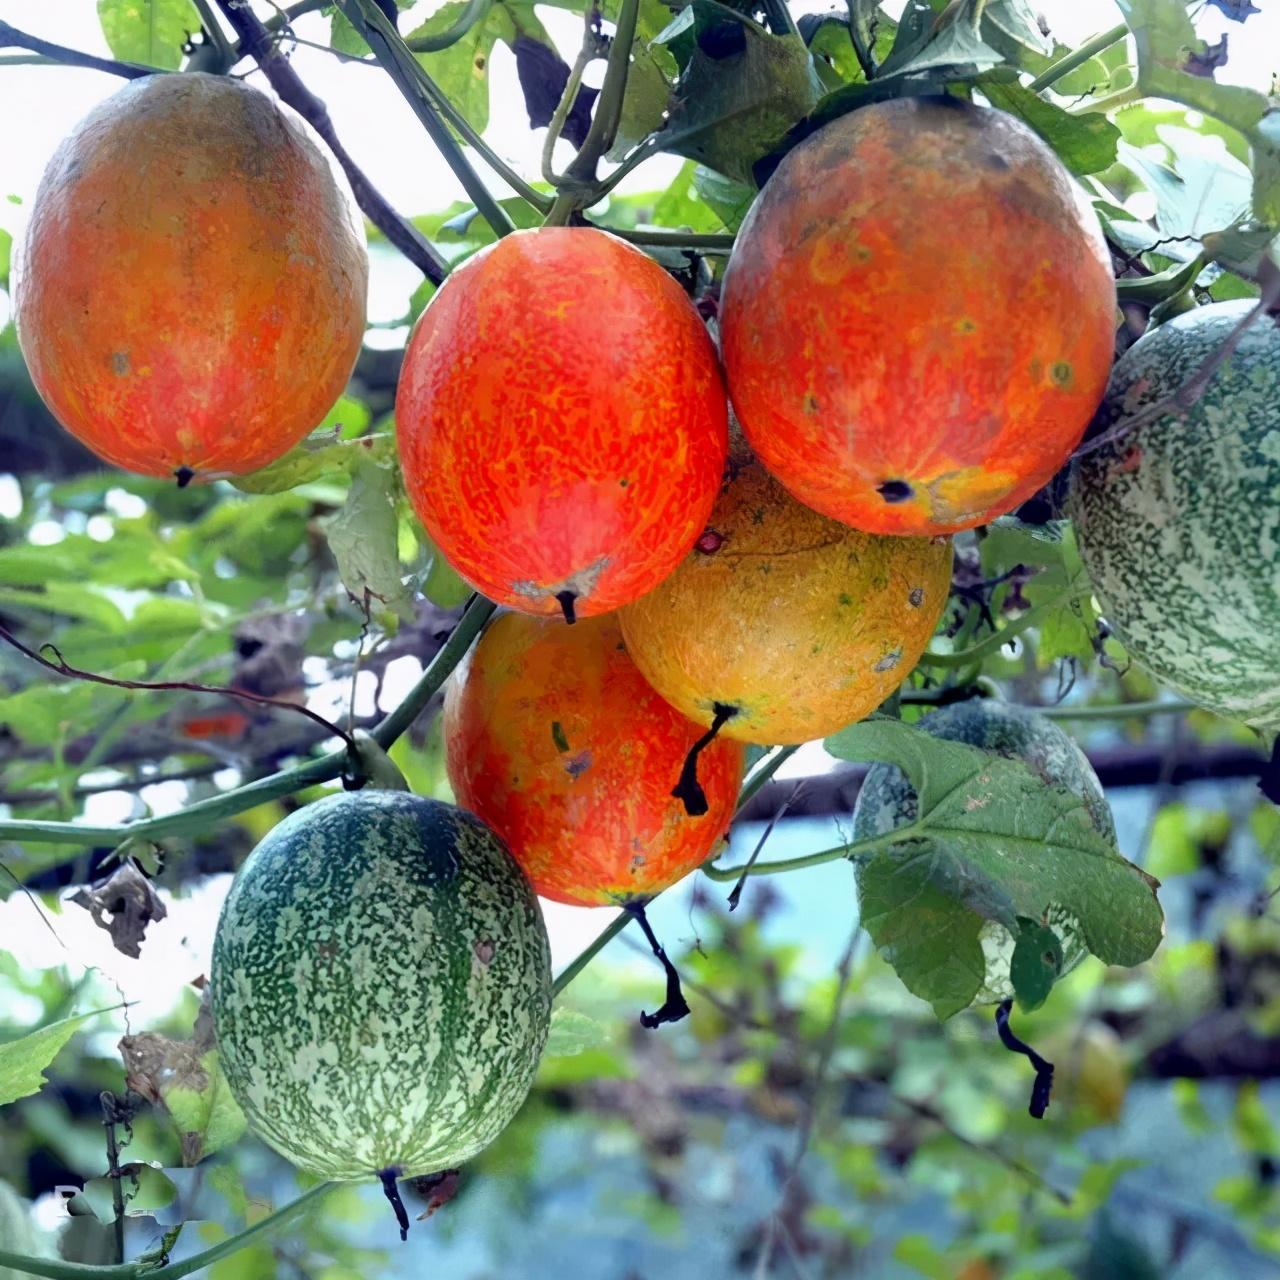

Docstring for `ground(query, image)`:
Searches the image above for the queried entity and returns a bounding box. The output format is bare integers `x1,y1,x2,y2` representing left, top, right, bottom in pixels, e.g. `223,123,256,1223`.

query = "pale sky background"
0,0,1277,1020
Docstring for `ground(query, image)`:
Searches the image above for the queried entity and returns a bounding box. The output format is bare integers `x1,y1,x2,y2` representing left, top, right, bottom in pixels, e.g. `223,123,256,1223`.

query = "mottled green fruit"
1068,300,1280,733
210,790,551,1181
851,700,1115,1004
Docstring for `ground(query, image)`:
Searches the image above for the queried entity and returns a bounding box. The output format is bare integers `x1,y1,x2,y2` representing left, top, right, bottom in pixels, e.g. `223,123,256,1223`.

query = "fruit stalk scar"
378,1168,410,1241
626,901,691,1029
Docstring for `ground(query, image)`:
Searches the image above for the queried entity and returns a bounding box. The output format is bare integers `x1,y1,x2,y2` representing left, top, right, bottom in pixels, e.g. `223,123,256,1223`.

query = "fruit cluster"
14,75,1278,1199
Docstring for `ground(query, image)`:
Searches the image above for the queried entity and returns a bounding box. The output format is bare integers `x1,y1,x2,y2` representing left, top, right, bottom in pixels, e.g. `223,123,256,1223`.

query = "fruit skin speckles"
396,226,728,618
720,97,1115,537
209,790,550,1182
618,440,952,745
443,611,744,906
14,73,367,478
1068,299,1280,733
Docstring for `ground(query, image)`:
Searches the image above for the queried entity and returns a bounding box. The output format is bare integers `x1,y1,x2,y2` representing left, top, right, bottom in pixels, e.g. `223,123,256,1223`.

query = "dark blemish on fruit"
985,153,1010,171
110,351,129,375
619,477,629,487
696,529,726,554
551,721,569,753
805,393,820,413
877,480,913,504
839,592,852,606
908,587,924,607
630,854,647,872
1050,360,1074,388
565,750,592,779
874,648,903,672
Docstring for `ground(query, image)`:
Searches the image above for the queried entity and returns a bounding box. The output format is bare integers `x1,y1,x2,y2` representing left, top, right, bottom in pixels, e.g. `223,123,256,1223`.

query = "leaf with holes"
97,0,199,70
829,717,1163,1018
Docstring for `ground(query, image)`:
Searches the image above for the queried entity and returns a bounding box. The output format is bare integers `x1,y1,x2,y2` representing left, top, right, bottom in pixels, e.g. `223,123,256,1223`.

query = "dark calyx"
671,702,738,817
378,1167,411,1241
876,479,913,504
174,466,195,489
555,590,578,625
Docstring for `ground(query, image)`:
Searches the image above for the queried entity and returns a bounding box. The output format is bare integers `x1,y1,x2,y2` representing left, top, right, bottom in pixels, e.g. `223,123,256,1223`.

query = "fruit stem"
0,1182,335,1280
339,0,517,239
671,703,738,817
565,0,642,188
1026,22,1127,93
378,1169,411,1241
627,901,691,1028
995,1000,1055,1119
404,0,493,52
917,586,1094,669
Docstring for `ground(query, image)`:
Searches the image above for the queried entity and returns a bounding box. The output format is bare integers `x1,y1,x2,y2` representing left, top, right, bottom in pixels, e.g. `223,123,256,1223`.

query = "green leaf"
0,1010,107,1106
1115,0,1280,221
691,165,755,230
658,1,823,187
828,718,1164,1017
981,522,1099,666
409,0,516,134
1116,126,1253,245
979,74,1121,176
0,683,129,747
0,227,11,291
421,544,473,608
321,456,417,622
96,0,200,70
609,0,681,159
544,1007,610,1057
876,0,1005,81
231,435,394,495
649,161,733,233
1009,917,1063,1011
980,0,1052,58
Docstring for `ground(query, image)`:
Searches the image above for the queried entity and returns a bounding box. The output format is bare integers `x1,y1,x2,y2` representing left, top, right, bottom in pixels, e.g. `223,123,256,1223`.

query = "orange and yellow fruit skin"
720,96,1116,537
396,227,729,618
444,612,744,906
619,444,952,744
14,73,367,479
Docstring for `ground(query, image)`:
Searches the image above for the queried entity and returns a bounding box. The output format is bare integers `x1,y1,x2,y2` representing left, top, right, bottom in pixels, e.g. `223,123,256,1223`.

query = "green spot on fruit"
551,721,569,753
838,593,852,606
1050,360,1074,388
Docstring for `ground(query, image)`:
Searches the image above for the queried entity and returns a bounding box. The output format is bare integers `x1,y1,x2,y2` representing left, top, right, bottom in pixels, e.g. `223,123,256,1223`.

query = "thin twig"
728,782,806,910
216,0,448,284
0,18,157,77
338,0,517,239
0,620,357,754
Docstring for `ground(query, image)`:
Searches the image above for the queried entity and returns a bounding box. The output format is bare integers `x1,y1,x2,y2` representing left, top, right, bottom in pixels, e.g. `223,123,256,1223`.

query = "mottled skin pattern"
618,442,952,744
396,228,728,616
210,791,550,1181
1068,301,1280,733
720,97,1116,536
14,74,367,478
443,612,744,905
851,700,1115,1003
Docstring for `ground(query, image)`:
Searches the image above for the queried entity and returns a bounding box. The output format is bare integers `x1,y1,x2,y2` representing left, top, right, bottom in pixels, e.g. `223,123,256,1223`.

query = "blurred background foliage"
1,0,1278,1277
